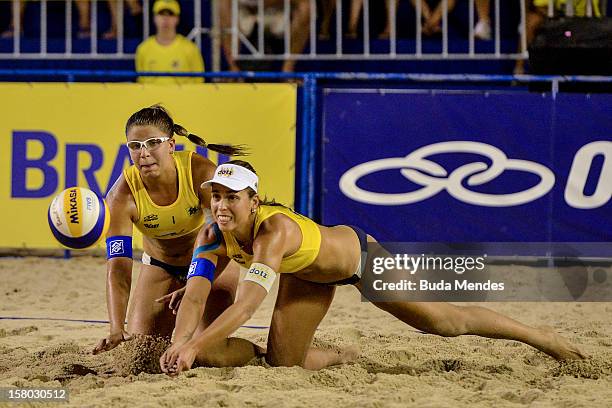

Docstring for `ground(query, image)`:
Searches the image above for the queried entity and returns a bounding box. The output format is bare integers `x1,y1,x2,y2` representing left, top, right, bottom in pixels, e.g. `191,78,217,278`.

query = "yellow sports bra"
222,205,321,272
124,150,205,239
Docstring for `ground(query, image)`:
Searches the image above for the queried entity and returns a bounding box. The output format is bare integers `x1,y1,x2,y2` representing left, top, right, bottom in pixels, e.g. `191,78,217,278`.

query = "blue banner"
321,90,612,243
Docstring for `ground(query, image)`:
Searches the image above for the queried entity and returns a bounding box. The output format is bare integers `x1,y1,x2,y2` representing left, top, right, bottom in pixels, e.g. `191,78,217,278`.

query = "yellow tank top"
533,0,600,16
222,205,321,272
124,151,205,239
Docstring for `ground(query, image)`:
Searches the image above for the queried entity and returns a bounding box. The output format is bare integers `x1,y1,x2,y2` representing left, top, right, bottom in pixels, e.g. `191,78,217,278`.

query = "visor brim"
201,179,254,192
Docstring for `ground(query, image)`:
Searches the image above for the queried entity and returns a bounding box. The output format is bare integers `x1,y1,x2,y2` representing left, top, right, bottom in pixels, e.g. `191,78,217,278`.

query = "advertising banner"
1,83,296,249
322,90,611,245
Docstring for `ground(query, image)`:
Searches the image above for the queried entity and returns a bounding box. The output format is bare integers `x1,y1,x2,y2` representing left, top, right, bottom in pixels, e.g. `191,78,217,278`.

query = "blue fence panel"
321,89,612,243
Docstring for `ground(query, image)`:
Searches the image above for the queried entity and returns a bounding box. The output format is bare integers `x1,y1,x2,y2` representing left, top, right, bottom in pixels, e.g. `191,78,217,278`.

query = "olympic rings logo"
339,141,612,208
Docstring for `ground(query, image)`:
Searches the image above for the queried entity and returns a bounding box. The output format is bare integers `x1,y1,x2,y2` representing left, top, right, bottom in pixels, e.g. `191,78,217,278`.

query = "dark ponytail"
226,160,287,208
126,105,248,157
172,123,248,156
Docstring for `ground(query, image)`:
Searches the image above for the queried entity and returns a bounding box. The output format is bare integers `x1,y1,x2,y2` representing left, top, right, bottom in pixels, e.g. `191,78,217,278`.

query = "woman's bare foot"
345,30,358,39
513,61,525,75
537,327,586,360
127,0,142,16
77,27,91,39
1,28,22,38
102,29,117,40
338,344,360,364
422,22,440,36
378,29,390,40
302,345,360,370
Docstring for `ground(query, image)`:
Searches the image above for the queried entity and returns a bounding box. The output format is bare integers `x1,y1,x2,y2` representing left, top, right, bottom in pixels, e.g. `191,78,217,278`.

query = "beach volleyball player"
160,160,585,375
92,106,250,358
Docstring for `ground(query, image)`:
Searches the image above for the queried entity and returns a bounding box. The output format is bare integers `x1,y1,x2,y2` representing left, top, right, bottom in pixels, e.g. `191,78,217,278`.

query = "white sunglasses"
126,137,171,151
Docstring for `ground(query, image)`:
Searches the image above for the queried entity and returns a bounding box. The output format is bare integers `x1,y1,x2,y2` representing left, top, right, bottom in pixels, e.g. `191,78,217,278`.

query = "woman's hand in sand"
160,342,197,376
92,330,132,354
155,287,186,315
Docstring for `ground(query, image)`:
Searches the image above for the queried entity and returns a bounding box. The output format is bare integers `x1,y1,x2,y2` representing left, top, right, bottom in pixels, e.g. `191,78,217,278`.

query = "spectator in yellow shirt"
135,0,205,84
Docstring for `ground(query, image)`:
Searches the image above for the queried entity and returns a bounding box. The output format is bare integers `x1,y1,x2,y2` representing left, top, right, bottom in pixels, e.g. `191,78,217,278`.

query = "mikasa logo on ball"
48,187,110,250
68,189,80,224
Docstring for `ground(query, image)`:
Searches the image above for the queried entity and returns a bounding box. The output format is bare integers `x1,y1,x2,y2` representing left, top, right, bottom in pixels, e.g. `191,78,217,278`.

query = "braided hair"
125,105,248,156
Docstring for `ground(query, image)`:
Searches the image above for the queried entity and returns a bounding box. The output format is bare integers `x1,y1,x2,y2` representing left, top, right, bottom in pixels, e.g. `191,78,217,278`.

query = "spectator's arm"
219,0,240,71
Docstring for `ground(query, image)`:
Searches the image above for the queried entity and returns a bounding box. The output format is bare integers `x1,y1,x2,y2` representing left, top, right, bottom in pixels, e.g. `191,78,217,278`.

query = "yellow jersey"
222,205,322,272
532,0,600,16
124,151,205,239
135,34,205,84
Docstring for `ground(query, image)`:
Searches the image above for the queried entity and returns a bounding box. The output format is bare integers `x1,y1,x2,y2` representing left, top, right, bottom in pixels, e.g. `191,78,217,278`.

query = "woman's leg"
75,0,91,38
126,0,142,16
280,0,311,72
138,259,241,335
356,233,584,360
379,0,399,39
423,0,456,35
127,263,183,336
266,274,357,370
514,6,546,74
194,261,264,367
319,0,336,39
194,266,356,369
347,0,364,38
1,1,26,38
199,260,240,328
355,282,585,360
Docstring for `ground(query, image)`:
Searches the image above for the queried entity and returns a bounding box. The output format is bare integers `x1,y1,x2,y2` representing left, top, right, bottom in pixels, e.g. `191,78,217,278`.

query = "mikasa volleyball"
47,187,110,249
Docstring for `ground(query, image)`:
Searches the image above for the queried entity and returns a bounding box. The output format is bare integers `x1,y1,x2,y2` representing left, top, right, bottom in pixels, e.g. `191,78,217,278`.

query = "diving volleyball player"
160,160,585,375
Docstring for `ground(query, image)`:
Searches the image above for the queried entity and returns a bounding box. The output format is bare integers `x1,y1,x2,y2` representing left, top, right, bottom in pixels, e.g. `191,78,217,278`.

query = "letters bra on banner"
0,83,297,249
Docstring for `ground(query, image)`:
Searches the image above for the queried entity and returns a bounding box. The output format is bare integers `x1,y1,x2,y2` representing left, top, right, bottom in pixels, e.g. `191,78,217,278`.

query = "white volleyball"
47,187,110,249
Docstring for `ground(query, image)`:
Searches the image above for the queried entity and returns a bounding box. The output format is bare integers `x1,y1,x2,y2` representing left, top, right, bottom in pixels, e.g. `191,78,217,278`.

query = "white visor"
201,163,259,193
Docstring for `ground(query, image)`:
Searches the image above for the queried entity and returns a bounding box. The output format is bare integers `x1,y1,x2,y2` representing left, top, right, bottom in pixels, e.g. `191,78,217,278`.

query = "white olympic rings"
339,141,556,207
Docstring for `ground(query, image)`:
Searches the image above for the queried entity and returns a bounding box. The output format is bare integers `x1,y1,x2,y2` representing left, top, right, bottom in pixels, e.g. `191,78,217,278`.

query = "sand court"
1,256,611,407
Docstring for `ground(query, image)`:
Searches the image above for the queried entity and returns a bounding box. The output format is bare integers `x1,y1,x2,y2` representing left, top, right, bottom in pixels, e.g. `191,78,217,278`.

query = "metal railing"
0,0,203,59
224,0,529,63
216,0,606,70
0,0,607,67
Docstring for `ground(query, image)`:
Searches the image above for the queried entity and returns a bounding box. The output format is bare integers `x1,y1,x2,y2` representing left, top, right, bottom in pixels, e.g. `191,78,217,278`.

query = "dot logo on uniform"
248,267,268,280
217,168,234,177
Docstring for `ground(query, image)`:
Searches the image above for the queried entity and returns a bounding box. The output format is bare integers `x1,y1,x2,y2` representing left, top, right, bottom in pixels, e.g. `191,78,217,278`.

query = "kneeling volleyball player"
93,106,253,367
